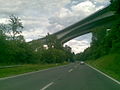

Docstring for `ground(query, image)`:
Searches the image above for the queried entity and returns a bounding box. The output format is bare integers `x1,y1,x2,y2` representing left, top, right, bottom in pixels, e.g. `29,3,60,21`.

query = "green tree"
8,15,23,40
39,49,66,63
45,33,62,49
110,0,120,15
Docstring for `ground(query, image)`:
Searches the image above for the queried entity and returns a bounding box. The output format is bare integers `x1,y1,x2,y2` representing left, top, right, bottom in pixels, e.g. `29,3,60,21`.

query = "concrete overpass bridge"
29,5,117,46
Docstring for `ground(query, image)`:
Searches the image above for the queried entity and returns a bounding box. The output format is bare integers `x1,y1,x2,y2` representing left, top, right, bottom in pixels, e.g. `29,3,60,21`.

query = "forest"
0,15,74,65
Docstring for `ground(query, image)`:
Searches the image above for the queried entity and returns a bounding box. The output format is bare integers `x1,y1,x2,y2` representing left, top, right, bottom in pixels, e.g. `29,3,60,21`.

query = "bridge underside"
60,15,116,44
29,5,117,47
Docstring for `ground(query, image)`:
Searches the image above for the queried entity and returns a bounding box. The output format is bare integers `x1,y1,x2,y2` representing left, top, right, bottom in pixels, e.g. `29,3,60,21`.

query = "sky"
0,0,110,54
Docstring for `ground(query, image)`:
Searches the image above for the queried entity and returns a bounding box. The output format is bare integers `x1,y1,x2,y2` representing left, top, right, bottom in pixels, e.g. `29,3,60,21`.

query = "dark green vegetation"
0,63,67,78
76,0,120,81
0,15,74,65
87,54,120,81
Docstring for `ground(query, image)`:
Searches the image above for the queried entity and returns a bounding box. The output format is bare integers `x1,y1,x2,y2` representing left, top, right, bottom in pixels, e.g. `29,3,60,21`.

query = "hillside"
87,53,120,81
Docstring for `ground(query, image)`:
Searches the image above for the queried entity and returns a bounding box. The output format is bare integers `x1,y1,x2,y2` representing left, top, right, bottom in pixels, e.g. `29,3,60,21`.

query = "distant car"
80,61,85,65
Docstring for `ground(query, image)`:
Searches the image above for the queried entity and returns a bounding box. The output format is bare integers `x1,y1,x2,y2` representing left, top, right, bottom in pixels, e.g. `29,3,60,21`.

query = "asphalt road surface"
0,63,120,90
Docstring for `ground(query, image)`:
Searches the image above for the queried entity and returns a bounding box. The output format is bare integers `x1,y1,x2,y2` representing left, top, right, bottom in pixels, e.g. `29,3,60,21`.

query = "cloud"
0,18,9,24
0,0,72,38
64,39,90,54
90,0,110,6
47,23,64,33
71,0,95,12
48,0,107,29
0,0,110,53
64,33,92,54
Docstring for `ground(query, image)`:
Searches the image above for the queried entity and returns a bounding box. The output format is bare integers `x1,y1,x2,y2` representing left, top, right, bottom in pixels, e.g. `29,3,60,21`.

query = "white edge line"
86,64,120,85
0,64,69,81
40,82,54,90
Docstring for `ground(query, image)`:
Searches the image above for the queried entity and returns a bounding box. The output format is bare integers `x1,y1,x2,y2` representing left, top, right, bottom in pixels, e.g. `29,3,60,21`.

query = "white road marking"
68,69,73,72
40,82,54,90
86,64,120,85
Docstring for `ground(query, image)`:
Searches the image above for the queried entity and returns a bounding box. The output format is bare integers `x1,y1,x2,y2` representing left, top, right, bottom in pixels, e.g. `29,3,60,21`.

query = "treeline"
0,15,74,65
75,0,120,61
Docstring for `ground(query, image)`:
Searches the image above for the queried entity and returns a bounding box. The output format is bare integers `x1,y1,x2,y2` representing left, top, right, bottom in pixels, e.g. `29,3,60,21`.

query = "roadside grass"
0,63,68,78
86,53,120,82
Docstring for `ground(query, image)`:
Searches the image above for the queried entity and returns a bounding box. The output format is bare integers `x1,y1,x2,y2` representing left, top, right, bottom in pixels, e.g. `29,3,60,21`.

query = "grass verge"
0,63,68,78
86,53,120,82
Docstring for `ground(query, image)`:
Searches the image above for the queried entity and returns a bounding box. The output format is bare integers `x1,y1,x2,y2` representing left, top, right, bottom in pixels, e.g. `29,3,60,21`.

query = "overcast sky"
0,0,110,53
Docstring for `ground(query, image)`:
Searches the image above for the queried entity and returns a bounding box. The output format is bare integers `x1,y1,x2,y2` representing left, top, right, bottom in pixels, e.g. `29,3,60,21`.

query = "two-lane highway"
0,63,120,90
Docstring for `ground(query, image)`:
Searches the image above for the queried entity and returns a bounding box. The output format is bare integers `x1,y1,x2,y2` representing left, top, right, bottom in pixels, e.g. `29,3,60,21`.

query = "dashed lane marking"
68,69,73,72
40,82,54,90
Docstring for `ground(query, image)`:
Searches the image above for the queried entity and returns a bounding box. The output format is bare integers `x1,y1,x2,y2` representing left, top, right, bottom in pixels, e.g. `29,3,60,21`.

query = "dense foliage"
76,1,120,61
0,15,74,65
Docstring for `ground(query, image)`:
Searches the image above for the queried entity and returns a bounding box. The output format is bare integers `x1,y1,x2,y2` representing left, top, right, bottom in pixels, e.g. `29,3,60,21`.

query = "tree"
16,35,25,42
39,48,66,63
104,18,120,53
8,15,23,40
45,33,62,49
0,24,7,35
0,33,8,63
110,0,120,15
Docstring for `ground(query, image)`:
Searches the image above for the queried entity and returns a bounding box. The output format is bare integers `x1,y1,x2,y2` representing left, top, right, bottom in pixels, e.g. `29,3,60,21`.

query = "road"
0,63,120,90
